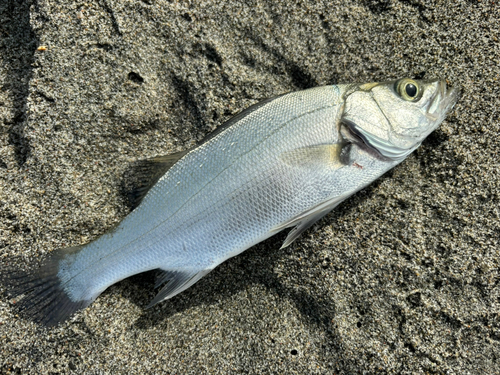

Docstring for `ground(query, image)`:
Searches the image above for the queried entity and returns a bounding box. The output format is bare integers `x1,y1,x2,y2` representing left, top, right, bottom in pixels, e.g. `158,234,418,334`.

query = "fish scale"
2,79,458,325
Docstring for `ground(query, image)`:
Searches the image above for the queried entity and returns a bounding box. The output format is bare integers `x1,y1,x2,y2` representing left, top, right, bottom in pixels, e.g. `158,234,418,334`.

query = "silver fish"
3,78,458,325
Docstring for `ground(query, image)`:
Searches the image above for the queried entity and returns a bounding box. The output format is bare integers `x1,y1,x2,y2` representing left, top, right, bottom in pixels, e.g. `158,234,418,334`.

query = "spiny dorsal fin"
123,151,188,209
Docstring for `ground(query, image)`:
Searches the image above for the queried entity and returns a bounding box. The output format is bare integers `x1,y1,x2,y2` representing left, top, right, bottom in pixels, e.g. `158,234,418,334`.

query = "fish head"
341,78,459,160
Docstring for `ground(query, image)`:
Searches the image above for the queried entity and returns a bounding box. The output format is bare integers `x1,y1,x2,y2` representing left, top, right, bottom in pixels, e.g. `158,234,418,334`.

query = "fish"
1,78,458,326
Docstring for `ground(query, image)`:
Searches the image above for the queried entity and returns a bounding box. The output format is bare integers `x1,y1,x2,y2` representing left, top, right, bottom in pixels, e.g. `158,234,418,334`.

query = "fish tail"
1,246,94,326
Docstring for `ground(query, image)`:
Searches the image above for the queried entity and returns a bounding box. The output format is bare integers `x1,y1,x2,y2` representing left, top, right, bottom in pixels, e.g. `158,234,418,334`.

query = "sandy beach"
1,0,499,373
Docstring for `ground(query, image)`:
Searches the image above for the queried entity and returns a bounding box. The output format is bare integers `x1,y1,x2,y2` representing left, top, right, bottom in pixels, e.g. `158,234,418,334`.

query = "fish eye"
396,79,421,102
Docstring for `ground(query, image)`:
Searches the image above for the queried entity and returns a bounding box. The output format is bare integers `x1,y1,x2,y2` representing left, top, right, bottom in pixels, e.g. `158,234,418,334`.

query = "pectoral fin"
279,143,346,169
274,191,352,248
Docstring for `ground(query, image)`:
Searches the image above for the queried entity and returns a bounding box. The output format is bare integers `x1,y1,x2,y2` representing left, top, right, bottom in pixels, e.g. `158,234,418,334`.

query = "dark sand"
1,0,499,373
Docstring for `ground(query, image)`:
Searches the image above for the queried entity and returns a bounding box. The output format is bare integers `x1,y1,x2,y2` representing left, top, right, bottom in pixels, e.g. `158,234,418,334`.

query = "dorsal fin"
121,95,288,210
122,151,188,209
122,95,287,210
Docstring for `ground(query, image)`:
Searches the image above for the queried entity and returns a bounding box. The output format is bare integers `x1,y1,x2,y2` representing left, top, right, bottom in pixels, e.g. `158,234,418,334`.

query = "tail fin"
1,246,93,326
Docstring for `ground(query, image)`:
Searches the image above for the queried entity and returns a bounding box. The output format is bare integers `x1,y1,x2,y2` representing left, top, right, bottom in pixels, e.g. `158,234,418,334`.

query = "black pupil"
405,83,417,97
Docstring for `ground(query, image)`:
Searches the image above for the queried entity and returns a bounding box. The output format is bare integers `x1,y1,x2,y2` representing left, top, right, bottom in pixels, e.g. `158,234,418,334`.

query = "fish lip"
426,80,459,122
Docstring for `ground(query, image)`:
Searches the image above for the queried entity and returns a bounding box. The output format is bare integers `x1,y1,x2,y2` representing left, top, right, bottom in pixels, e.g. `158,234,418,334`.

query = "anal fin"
147,268,211,308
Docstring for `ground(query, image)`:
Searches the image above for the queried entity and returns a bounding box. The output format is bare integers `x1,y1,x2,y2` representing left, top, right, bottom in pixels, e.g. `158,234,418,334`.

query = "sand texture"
1,0,499,373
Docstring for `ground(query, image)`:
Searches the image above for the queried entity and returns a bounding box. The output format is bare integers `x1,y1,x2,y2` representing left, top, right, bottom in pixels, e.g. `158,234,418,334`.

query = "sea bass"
3,78,458,325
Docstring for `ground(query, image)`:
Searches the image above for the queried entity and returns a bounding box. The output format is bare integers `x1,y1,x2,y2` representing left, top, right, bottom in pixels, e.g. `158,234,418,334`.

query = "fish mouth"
425,80,459,122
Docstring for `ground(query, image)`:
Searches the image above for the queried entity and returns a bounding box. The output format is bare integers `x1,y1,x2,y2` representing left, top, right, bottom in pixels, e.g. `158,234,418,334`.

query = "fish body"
3,78,458,325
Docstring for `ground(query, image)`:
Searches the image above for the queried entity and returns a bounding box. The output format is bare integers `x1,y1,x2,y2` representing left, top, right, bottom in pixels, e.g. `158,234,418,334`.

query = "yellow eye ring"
396,79,421,101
